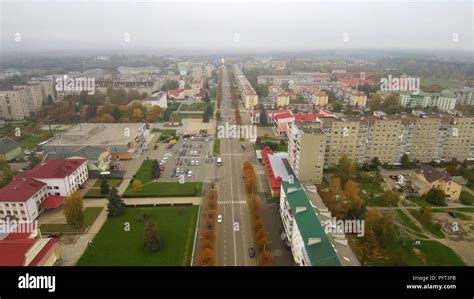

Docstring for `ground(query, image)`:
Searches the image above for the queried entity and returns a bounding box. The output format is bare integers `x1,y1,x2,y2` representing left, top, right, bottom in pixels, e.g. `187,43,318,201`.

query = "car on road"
249,247,256,258
217,214,222,223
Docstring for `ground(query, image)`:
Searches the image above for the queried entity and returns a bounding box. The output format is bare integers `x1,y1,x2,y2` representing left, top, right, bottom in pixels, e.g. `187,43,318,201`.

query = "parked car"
448,211,457,218
187,170,192,178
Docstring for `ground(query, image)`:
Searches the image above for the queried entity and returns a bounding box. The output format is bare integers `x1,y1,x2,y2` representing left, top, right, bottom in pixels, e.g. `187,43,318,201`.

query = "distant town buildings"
399,91,457,111
233,64,258,109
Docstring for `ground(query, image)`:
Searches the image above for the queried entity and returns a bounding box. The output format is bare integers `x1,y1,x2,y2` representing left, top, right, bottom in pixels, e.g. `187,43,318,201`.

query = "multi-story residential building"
362,116,402,164
300,86,328,106
28,77,56,103
0,88,30,120
400,92,457,111
268,85,290,107
13,84,43,113
287,122,326,183
233,64,258,109
280,180,341,266
349,91,367,107
95,80,161,95
321,117,361,166
117,66,160,75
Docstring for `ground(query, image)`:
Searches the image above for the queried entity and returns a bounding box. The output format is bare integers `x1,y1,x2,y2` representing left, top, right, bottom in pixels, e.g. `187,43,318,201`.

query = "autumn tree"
329,176,342,196
336,155,357,186
199,248,215,266
370,94,382,111
63,192,84,229
133,179,143,192
353,224,379,266
342,180,363,219
380,190,400,207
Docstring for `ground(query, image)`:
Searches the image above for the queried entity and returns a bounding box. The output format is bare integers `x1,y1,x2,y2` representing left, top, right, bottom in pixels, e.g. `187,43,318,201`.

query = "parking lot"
158,134,215,183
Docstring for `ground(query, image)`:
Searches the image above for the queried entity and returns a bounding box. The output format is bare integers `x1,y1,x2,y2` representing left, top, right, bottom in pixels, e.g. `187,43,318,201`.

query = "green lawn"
396,209,425,236
173,113,203,122
375,239,465,266
180,102,209,111
406,196,430,207
213,139,221,155
84,179,123,198
76,206,198,266
133,160,154,183
460,191,474,206
123,182,202,197
356,172,384,194
40,207,103,233
19,129,64,149
408,209,445,238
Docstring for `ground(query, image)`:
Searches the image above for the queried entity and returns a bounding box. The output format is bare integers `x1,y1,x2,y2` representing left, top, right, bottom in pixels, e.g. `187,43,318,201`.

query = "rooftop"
22,159,86,179
282,180,341,266
45,123,146,146
0,178,46,203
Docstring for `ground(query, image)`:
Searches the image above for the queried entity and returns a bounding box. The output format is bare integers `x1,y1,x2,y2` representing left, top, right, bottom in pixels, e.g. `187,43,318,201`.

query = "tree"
143,220,161,252
260,106,268,126
329,176,342,196
198,248,215,266
371,157,381,168
107,186,126,217
419,206,433,224
424,188,446,206
401,153,411,169
332,101,343,112
132,108,145,122
370,94,382,111
133,180,143,192
353,225,379,266
151,159,161,180
342,180,363,219
336,155,357,186
100,178,110,195
380,190,399,207
63,192,84,229
146,106,162,123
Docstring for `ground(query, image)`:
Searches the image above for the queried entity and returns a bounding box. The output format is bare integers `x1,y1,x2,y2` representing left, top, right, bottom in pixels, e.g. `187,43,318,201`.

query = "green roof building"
280,180,341,266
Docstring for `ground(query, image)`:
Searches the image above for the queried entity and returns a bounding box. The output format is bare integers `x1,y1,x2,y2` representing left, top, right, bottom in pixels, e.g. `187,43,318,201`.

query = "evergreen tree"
144,220,161,252
100,178,110,195
107,186,126,217
151,159,161,179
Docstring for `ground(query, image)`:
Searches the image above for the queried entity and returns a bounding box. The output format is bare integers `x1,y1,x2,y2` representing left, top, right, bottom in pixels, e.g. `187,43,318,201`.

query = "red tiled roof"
167,88,187,97
261,147,282,191
39,196,64,209
0,239,35,266
29,239,57,266
274,112,294,121
294,113,317,122
0,178,46,203
24,159,86,179
339,79,375,86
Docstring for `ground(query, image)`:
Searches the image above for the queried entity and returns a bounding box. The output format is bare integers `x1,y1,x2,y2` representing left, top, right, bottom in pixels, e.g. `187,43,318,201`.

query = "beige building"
415,164,462,200
268,85,290,107
0,89,30,120
287,122,326,183
321,118,360,167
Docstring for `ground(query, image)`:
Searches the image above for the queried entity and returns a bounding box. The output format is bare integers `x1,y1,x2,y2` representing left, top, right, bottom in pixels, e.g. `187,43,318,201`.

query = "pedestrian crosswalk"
218,201,247,205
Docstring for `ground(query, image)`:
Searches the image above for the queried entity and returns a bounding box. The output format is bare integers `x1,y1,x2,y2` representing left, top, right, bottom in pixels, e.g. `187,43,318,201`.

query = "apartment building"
400,92,457,111
349,91,367,107
234,64,258,109
95,80,161,95
321,118,361,166
268,85,290,107
300,85,328,106
0,88,30,120
28,77,56,103
362,116,402,164
14,84,43,112
280,180,341,266
287,122,326,183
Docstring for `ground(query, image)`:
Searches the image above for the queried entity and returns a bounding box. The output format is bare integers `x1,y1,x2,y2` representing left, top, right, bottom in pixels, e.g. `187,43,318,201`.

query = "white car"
191,160,195,166
195,160,199,166
187,170,192,178
217,215,223,223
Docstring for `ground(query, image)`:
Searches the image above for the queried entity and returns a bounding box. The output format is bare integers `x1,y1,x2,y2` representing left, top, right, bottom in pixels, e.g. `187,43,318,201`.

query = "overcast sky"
0,0,472,53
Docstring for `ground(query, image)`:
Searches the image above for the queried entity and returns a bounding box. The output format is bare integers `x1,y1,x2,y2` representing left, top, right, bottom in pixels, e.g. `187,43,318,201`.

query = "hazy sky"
0,0,472,53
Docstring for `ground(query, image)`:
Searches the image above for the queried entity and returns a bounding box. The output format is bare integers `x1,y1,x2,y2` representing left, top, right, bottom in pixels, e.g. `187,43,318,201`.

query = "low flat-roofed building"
43,123,148,160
